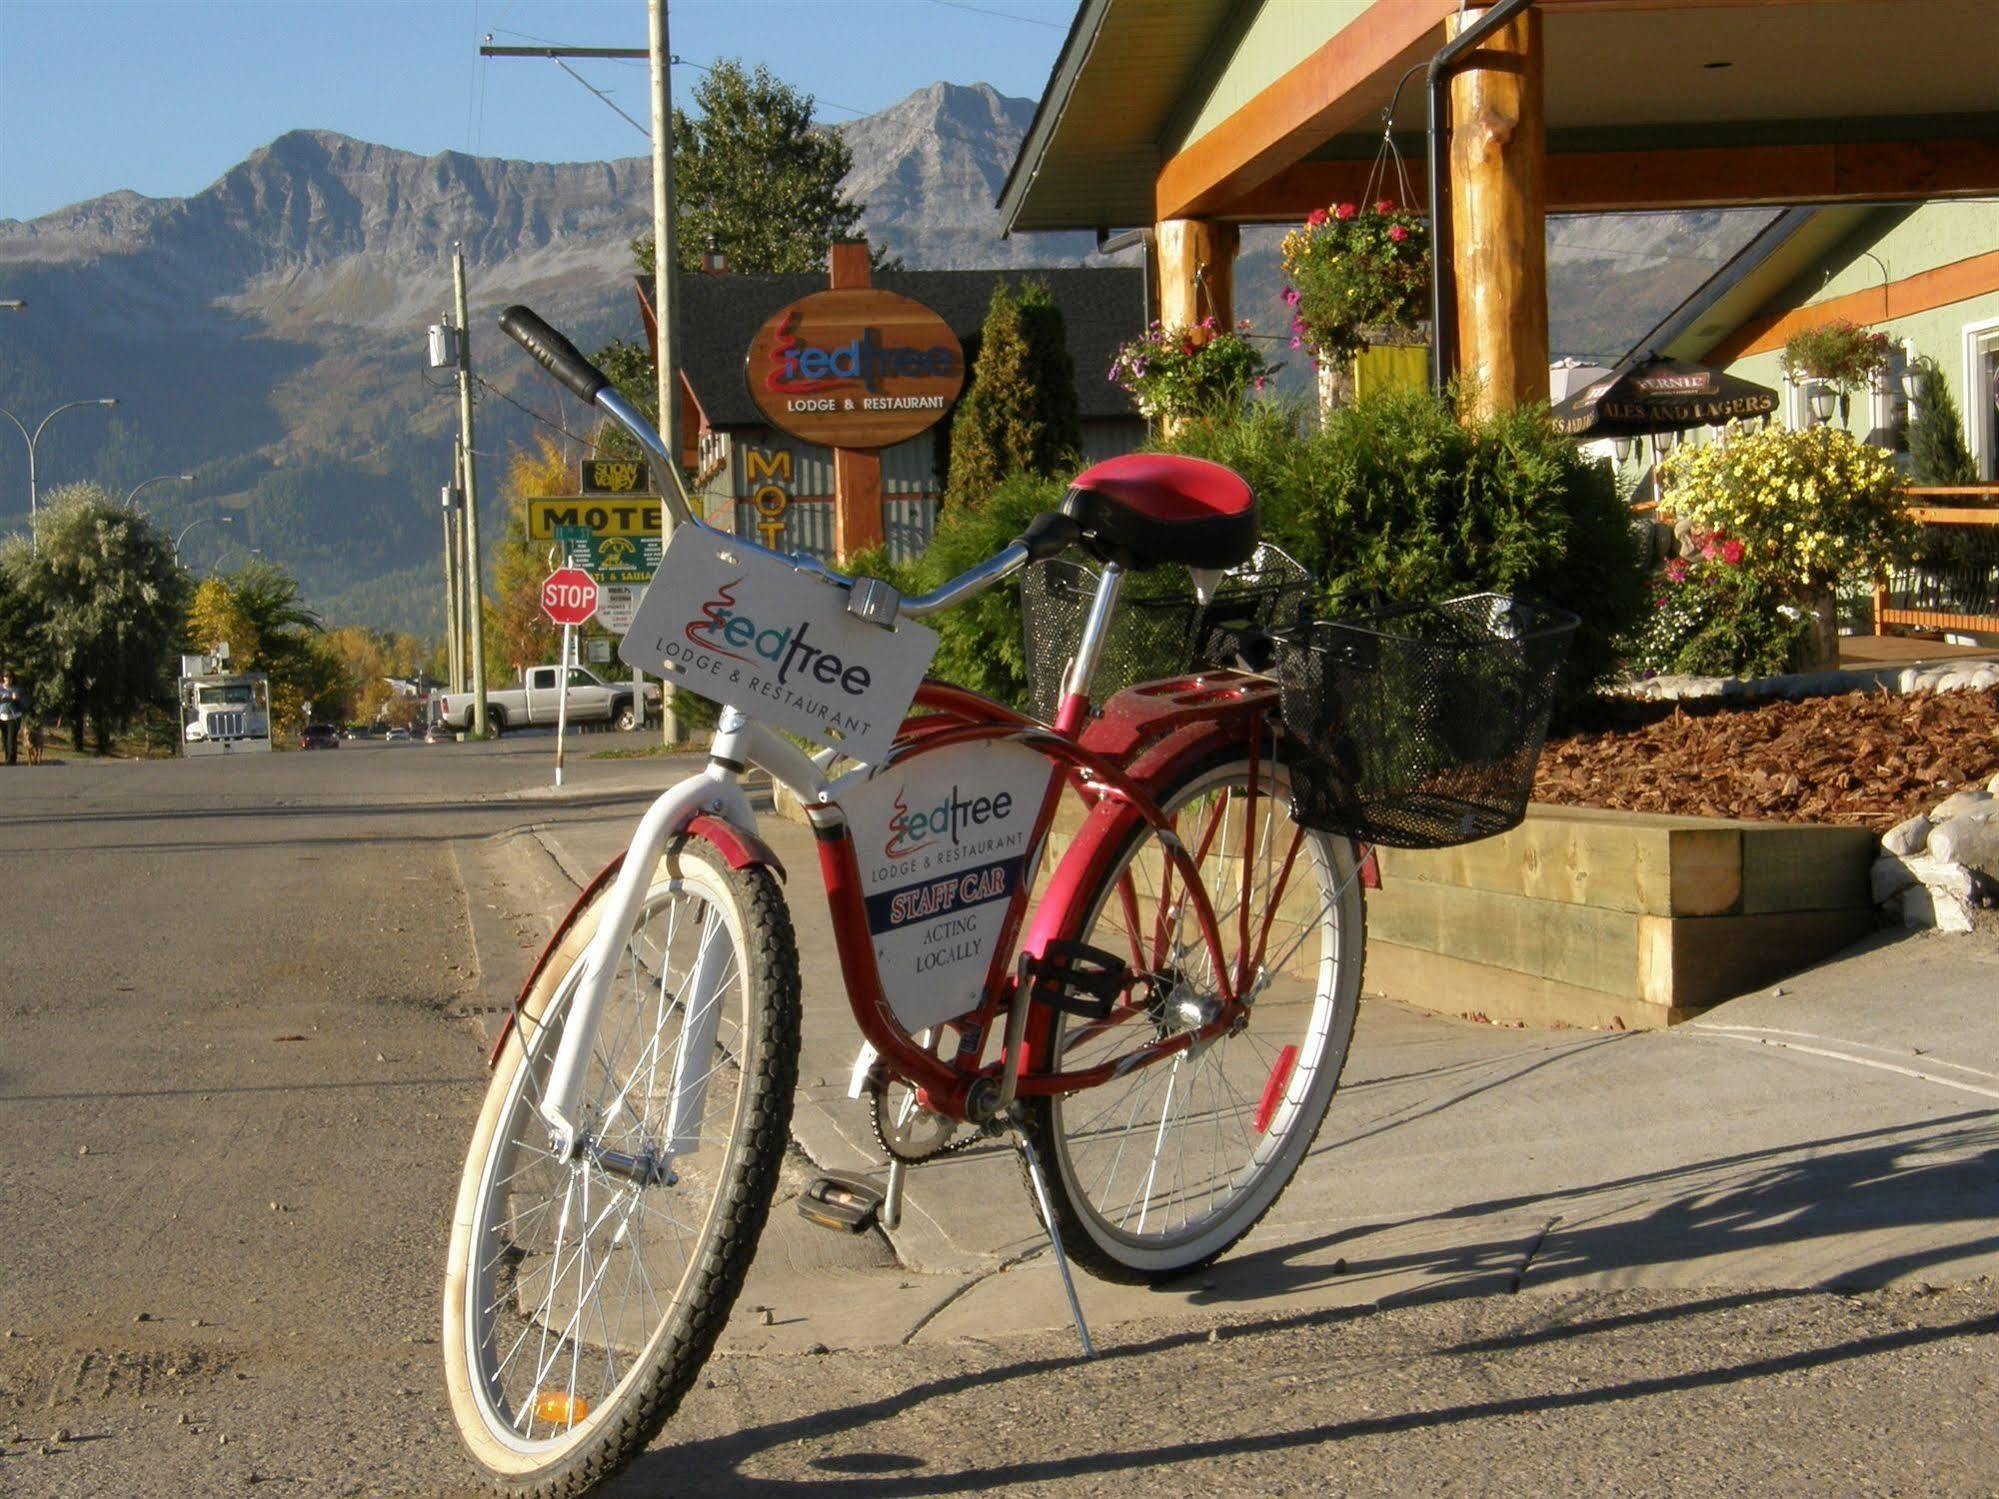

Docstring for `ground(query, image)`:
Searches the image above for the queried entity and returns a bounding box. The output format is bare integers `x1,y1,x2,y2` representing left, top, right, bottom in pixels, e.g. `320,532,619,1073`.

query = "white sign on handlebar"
621,528,938,766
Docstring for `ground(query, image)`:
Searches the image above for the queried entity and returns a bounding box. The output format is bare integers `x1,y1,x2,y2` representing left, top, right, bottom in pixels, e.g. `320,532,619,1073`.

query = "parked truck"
432,665,659,735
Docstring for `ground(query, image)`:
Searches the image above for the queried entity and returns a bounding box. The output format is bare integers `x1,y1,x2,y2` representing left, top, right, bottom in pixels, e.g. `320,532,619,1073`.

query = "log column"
1156,218,1240,333
1448,6,1549,416
828,239,885,560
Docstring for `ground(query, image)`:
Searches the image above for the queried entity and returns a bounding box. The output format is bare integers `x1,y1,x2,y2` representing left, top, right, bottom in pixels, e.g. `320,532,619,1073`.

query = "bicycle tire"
1018,748,1365,1283
444,841,800,1496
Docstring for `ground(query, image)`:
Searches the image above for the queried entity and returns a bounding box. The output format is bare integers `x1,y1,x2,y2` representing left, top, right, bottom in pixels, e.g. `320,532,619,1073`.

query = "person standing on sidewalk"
0,670,22,766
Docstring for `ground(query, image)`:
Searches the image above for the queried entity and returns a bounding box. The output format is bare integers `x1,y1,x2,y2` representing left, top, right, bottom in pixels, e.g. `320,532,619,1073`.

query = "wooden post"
1448,6,1549,417
1156,219,1239,332
828,239,885,559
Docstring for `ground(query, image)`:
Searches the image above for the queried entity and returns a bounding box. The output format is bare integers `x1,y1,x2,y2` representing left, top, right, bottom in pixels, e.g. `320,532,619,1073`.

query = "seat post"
1055,561,1124,734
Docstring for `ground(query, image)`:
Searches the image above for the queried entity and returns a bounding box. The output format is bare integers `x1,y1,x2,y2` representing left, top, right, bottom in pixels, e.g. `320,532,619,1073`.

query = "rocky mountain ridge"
0,82,1760,633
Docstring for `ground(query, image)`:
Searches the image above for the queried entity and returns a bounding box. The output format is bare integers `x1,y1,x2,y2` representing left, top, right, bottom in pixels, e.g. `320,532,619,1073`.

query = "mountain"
0,85,1766,634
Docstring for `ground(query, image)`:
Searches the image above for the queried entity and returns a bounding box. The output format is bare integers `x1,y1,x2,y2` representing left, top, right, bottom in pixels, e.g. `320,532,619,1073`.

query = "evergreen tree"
0,483,186,752
628,59,881,278
1906,356,1979,485
945,280,1081,509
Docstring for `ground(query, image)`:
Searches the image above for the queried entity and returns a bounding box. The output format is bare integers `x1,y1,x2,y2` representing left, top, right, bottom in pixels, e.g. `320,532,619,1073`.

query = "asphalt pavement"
3,734,1995,1496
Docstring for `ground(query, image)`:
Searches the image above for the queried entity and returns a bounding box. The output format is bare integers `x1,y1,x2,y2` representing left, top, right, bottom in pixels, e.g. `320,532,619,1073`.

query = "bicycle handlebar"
499,305,610,407
499,303,1082,626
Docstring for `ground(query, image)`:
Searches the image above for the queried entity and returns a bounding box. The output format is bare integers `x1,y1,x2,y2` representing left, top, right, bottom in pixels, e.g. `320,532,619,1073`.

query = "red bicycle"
444,308,1570,1496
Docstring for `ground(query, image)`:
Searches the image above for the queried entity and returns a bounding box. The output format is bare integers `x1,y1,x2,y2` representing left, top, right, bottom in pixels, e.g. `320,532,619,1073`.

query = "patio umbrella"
1550,355,1779,438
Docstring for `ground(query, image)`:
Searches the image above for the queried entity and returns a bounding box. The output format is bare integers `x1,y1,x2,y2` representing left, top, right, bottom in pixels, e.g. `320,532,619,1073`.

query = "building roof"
1000,0,1999,232
675,267,1147,430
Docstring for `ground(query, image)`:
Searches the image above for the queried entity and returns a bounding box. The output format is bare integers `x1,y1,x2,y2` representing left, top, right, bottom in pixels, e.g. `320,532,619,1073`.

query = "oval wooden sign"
744,288,966,449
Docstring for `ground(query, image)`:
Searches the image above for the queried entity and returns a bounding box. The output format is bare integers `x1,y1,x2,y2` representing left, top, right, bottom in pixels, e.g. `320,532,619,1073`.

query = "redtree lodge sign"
745,288,965,449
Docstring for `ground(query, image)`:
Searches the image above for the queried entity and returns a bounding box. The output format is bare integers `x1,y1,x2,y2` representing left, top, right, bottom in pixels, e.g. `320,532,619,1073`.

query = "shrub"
1658,423,1912,596
1159,389,1646,704
1906,355,1979,486
1628,551,1812,678
944,280,1080,508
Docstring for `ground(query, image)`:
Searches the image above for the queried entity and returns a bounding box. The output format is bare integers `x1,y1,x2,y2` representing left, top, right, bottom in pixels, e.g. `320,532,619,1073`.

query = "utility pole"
440,478,464,694
649,0,681,744
453,244,490,737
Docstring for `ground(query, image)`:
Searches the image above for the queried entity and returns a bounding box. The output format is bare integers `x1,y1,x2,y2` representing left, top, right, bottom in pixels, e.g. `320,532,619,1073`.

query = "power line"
925,0,1064,29
553,57,652,139
472,373,606,453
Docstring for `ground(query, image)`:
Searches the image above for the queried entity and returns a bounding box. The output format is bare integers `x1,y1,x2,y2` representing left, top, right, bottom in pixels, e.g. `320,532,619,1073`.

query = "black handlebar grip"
498,304,610,407
1016,511,1082,562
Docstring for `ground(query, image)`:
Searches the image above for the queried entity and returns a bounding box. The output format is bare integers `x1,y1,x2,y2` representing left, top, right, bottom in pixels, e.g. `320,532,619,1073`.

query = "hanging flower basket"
1780,319,1893,397
1280,200,1431,367
1108,317,1276,422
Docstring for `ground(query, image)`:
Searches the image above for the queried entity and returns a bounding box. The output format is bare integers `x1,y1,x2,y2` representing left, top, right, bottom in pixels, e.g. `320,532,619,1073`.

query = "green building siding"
1717,202,1999,474
1165,2,1375,156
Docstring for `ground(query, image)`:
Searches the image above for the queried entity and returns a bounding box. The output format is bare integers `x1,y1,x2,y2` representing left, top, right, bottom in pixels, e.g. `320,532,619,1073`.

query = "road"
2,739,1995,1496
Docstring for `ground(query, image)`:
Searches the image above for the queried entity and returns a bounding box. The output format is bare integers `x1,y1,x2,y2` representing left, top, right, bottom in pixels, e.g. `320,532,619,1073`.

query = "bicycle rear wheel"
1019,750,1364,1282
444,842,799,1496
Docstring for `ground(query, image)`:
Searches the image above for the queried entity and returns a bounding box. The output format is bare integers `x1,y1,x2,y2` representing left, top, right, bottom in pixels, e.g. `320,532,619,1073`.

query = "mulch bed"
1533,687,1999,831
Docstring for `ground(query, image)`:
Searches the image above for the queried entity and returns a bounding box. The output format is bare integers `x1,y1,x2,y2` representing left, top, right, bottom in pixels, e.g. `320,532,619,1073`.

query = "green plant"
1627,549,1812,678
1658,423,1913,595
1779,318,1893,397
945,281,1081,507
1158,390,1646,707
1108,318,1275,422
911,474,1065,707
1906,355,1979,485
1280,200,1430,365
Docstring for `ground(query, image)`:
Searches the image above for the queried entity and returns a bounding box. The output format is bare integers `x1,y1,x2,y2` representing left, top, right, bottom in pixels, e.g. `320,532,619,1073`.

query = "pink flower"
1388,224,1409,243
1375,199,1396,214
1282,286,1301,306
1306,208,1328,227
1701,539,1721,561
1665,559,1690,583
1722,539,1745,565
1290,335,1303,350
1336,202,1358,220
1253,376,1267,392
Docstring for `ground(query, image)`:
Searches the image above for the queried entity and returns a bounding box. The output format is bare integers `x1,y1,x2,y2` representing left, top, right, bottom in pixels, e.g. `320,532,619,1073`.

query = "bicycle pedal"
1018,941,1128,1022
797,1173,885,1234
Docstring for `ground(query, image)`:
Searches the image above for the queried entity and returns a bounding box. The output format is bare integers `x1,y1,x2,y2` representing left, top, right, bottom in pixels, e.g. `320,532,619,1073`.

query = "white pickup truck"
433,665,659,734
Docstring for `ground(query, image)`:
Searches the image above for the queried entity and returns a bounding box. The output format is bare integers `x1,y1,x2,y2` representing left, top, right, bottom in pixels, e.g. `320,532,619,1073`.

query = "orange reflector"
1253,1044,1299,1135
534,1392,591,1427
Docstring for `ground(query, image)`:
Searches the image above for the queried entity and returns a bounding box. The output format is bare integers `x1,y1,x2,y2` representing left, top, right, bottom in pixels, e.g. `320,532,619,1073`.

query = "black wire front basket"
1274,593,1579,849
1020,544,1314,721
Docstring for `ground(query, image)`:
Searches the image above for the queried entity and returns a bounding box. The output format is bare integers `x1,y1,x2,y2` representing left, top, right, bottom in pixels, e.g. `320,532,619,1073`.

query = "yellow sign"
526,496,662,542
742,448,792,547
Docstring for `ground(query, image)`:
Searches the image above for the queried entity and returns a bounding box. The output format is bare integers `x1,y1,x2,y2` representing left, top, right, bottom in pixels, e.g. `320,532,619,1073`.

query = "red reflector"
1358,844,1381,889
1253,1043,1299,1135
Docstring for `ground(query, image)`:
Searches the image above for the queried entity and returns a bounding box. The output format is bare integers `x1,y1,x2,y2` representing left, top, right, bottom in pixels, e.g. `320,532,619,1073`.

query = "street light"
125,471,195,511
0,300,24,313
0,396,119,543
173,513,233,564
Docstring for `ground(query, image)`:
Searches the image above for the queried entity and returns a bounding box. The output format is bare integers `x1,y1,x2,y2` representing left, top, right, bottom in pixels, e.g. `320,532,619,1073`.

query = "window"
529,669,555,690
567,668,597,688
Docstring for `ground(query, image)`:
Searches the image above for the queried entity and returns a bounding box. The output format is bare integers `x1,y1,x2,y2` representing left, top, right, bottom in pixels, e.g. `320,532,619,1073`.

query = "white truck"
432,665,659,735
179,656,273,756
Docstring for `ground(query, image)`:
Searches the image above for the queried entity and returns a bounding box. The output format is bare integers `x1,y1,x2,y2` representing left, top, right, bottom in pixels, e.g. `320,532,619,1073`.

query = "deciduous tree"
0,482,186,752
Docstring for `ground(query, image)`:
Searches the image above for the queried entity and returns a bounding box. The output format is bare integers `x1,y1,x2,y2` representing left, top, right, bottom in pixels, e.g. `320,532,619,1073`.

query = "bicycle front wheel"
444,841,799,1497
1020,751,1365,1283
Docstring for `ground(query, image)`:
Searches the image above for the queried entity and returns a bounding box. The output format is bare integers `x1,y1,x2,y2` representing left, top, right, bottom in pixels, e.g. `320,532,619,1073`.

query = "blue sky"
0,0,1076,222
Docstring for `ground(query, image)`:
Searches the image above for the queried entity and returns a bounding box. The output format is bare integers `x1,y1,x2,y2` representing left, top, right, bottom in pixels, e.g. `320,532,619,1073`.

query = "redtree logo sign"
541,567,598,626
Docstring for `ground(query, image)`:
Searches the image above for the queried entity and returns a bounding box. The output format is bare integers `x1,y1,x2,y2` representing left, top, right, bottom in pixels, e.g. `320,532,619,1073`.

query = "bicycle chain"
869,1086,995,1164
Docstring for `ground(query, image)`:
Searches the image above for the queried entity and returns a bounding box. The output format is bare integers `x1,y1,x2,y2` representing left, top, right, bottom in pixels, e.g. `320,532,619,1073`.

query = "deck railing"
1873,484,1999,636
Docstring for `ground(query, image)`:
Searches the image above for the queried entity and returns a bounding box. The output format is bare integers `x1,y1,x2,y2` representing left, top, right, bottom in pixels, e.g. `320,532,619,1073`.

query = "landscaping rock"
1881,814,1932,856
1930,789,1995,823
1928,813,1999,880
1871,855,1920,903
1898,882,1977,934
1989,770,1999,795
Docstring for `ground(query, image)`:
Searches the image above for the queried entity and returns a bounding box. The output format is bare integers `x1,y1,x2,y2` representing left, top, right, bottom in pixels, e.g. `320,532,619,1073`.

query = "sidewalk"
460,752,1999,1357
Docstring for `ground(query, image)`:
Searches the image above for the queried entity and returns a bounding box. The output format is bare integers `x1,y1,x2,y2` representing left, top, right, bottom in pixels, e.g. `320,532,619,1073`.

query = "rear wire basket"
1020,544,1313,721
1275,594,1579,849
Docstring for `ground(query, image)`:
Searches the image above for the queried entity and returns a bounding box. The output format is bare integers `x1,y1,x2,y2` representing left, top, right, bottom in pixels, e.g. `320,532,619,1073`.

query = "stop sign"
541,567,599,626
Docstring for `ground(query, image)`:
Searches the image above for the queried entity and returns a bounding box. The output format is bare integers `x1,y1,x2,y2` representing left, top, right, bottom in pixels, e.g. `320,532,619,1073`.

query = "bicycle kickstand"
1010,1109,1097,1359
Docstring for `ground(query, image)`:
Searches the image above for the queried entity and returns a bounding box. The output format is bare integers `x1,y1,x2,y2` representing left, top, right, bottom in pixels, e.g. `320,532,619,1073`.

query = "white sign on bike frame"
843,739,1056,1034
621,527,938,766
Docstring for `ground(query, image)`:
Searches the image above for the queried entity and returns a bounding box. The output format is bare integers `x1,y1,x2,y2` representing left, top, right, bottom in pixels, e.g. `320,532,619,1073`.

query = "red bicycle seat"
1061,453,1258,570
